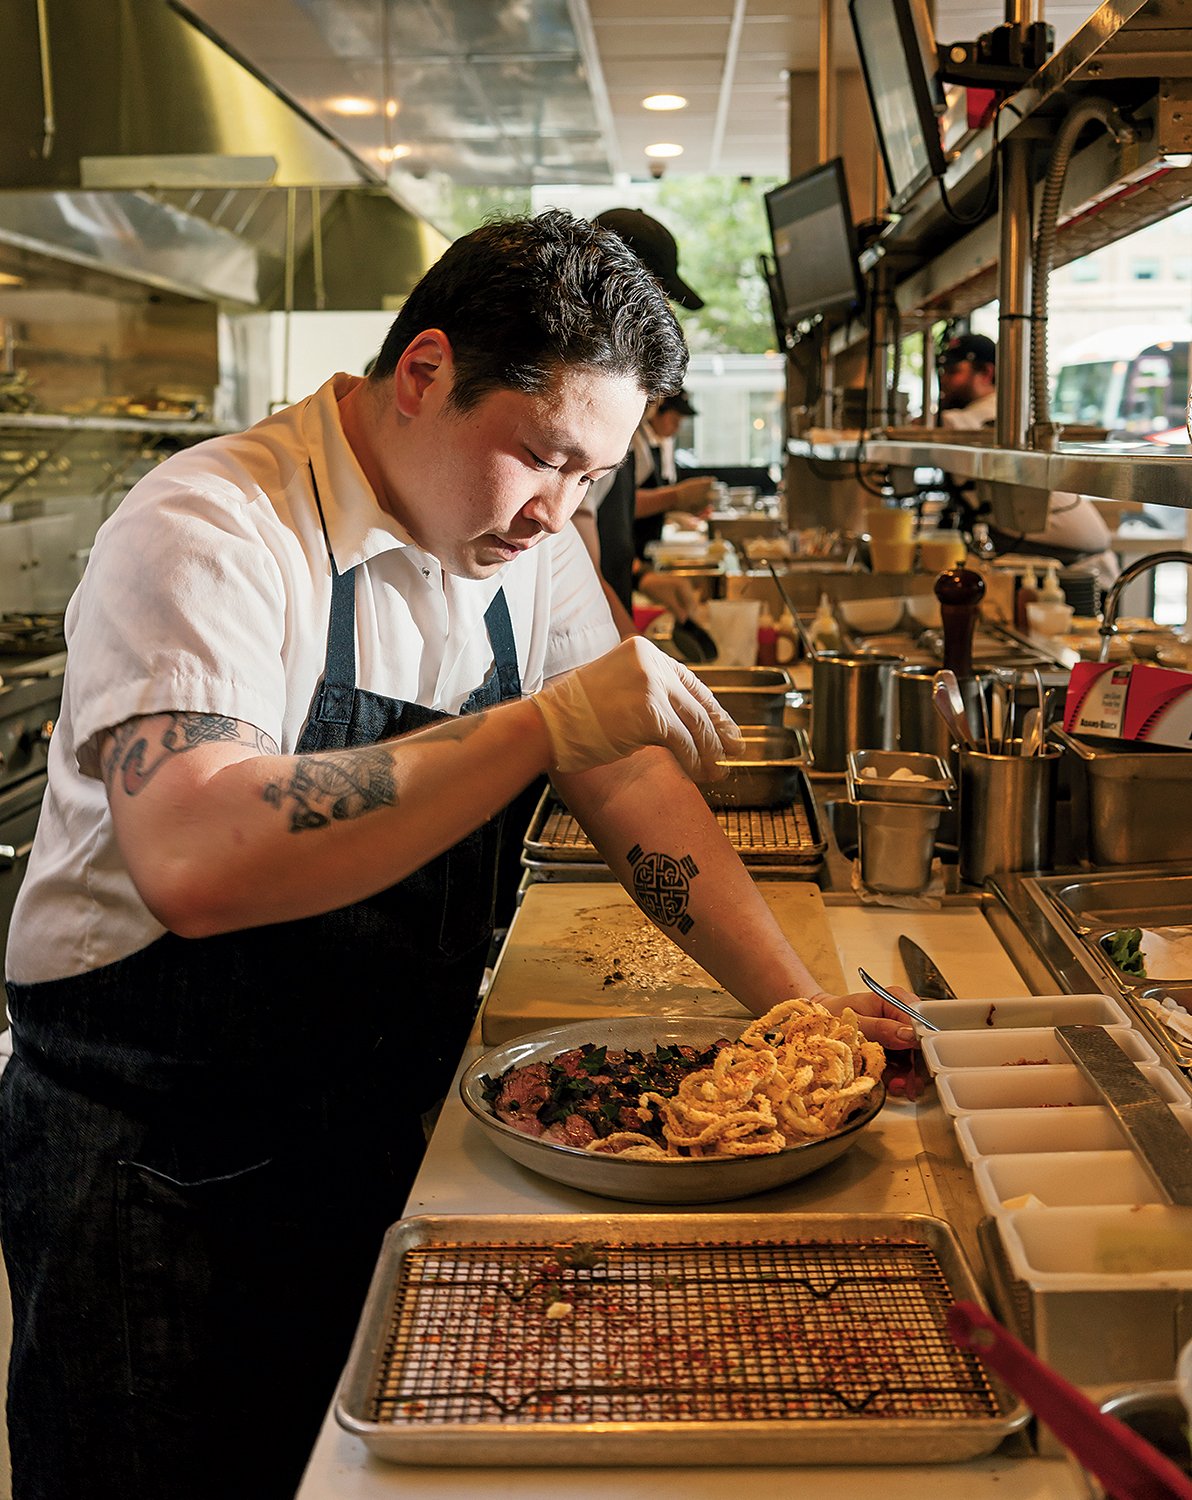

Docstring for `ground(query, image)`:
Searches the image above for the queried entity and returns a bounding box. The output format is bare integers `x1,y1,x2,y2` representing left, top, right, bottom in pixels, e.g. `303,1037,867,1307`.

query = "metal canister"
895,665,990,766
957,742,1062,884
810,652,900,773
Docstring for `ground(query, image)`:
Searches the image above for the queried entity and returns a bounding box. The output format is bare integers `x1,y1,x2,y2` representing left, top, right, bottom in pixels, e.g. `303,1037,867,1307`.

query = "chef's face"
393,346,645,578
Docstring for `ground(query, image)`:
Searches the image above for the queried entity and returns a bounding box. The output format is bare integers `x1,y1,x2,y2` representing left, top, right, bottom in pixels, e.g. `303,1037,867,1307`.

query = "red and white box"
1122,661,1192,748
1064,660,1192,748
1063,661,1131,740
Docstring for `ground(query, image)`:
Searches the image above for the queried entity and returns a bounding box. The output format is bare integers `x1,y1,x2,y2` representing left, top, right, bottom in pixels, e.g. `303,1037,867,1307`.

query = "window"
1070,258,1101,282
1131,257,1161,281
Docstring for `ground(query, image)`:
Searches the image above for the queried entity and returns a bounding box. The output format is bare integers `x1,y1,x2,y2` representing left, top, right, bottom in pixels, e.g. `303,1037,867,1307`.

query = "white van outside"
1052,322,1191,444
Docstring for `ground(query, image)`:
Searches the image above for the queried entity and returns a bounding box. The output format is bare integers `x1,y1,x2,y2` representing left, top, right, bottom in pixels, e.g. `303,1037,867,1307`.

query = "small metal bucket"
855,800,942,895
810,653,901,773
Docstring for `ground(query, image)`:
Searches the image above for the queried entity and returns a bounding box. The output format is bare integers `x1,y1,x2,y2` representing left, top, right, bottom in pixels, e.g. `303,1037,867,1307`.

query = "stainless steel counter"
296,904,1090,1500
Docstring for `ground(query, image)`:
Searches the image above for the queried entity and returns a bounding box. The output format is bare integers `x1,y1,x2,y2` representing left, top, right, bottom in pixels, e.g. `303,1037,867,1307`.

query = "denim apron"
0,484,522,1500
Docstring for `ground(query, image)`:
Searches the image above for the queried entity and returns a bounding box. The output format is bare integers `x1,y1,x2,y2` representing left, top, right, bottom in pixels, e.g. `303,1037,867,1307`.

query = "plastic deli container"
921,1025,1157,1076
935,1062,1186,1116
998,1204,1192,1290
972,1149,1162,1215
954,1103,1192,1165
918,994,1129,1031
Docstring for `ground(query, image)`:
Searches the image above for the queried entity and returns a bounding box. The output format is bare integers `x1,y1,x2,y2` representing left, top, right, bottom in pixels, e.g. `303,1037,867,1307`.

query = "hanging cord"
937,96,1020,228
1030,97,1137,431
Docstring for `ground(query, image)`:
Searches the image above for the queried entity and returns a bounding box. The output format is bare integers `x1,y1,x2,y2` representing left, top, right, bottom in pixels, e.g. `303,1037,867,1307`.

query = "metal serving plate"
336,1212,1028,1467
459,1017,883,1205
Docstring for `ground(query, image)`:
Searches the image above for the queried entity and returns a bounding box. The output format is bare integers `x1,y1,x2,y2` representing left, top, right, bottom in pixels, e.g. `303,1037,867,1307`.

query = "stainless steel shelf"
0,412,229,437
859,438,1192,506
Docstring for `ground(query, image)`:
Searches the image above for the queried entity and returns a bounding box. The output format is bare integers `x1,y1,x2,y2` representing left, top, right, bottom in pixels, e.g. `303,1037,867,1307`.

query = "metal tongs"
857,968,940,1031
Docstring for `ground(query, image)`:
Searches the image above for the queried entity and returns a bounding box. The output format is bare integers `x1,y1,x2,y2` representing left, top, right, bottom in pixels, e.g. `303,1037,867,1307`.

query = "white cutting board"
481,882,847,1044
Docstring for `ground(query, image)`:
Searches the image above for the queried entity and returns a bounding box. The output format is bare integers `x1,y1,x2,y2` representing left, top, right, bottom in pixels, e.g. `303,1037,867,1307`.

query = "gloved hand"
532,636,742,781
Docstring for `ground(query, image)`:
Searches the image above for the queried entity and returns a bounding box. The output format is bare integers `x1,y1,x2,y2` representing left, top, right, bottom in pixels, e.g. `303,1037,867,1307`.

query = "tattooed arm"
554,749,918,1051
98,701,552,937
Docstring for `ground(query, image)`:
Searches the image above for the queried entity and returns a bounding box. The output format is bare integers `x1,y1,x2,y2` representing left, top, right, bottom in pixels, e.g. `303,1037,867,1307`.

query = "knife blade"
898,935,957,1001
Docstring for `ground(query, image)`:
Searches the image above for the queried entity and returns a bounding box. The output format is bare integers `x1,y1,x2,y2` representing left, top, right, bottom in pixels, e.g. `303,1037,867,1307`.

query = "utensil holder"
958,742,1061,885
856,800,942,896
810,653,900,773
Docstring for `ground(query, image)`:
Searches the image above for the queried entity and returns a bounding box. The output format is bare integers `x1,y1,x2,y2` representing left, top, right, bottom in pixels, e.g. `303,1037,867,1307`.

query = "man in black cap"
935,331,1119,581
938,332,998,429
573,211,715,635
590,208,705,312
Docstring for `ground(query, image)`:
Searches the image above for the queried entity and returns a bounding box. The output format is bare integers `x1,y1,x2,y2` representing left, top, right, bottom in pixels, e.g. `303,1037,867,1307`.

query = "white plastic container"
954,1103,1192,1164
935,1062,1186,1116
972,1150,1162,1215
922,1025,1157,1076
999,1203,1192,1289
919,994,1130,1031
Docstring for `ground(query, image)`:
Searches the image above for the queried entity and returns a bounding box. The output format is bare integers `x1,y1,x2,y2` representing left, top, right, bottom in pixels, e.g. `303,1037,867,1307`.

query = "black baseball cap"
594,208,705,310
939,332,997,369
658,389,697,416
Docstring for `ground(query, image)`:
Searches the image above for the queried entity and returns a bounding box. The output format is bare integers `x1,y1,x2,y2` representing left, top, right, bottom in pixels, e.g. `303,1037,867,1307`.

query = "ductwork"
0,0,448,307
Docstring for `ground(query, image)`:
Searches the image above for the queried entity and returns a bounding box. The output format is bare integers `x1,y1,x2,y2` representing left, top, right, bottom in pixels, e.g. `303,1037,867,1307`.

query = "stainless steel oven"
0,625,68,1019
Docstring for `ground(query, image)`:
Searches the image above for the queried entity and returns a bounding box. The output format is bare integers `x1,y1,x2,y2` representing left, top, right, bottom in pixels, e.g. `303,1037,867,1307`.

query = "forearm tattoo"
263,747,397,832
104,713,279,796
626,843,699,936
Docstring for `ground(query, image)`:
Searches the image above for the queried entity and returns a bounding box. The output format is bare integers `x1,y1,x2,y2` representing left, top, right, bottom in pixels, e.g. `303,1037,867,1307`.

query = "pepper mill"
934,566,986,679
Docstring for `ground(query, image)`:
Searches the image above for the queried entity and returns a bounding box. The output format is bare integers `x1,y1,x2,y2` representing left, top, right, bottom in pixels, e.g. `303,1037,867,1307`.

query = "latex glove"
671,476,716,514
533,636,742,781
637,571,700,624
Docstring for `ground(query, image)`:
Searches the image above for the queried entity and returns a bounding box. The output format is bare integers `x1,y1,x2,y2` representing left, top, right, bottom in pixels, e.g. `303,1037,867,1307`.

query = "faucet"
1099,550,1192,661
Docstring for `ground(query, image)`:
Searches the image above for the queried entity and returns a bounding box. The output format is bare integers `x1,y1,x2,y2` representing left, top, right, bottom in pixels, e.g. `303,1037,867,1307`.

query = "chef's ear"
392,329,454,416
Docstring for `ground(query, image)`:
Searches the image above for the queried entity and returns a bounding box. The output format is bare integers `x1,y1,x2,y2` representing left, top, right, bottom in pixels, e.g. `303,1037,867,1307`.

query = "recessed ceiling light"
328,96,377,117
378,144,412,164
643,94,686,111
385,99,399,119
0,273,25,287
645,142,684,159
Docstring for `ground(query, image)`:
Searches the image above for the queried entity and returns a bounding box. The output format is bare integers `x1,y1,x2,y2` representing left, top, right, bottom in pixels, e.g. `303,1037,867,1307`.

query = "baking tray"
523,779,826,871
335,1212,1028,1466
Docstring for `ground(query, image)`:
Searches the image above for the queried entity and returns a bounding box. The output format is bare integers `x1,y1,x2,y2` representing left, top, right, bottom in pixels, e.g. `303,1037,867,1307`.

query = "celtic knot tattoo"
263,747,397,832
626,843,698,935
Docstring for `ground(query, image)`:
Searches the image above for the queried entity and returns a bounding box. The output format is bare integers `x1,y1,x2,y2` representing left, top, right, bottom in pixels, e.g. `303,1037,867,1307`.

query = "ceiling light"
378,144,412,164
645,142,684,159
0,273,25,287
643,94,686,112
328,96,377,117
385,99,399,119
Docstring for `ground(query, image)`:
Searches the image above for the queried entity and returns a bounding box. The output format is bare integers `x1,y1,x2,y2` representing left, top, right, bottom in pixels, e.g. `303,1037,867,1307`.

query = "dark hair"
368,209,687,411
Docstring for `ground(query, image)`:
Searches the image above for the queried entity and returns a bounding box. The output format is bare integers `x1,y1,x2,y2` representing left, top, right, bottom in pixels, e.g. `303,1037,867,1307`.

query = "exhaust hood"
0,0,448,308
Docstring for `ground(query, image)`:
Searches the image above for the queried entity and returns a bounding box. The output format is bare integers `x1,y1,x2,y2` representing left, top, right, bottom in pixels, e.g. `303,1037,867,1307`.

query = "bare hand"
811,985,922,1052
637,571,700,624
672,476,716,514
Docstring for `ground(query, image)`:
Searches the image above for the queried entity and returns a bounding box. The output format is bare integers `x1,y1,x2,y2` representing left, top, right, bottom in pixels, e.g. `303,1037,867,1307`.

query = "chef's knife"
898,935,957,1000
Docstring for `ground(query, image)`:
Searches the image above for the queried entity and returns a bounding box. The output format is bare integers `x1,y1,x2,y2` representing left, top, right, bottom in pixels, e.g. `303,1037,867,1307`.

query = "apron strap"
309,462,357,726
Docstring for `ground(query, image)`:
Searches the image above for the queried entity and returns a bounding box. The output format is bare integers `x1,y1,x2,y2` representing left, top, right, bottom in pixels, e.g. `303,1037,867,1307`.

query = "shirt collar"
300,373,414,574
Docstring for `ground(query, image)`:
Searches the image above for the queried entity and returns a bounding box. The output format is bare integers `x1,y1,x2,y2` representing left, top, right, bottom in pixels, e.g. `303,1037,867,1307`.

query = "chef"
0,210,915,1500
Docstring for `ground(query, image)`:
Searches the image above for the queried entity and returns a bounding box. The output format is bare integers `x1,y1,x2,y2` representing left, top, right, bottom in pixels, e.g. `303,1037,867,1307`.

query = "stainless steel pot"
810,653,900,773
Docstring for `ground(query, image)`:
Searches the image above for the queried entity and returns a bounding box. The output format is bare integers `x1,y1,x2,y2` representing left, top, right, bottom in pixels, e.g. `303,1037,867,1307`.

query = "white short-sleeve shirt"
7,374,618,984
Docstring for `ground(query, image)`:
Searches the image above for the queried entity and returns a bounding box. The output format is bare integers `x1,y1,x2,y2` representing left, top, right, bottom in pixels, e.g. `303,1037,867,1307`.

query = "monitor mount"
937,21,1054,89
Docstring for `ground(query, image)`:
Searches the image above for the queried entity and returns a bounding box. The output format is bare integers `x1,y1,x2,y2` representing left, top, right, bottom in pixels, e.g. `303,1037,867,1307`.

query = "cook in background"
937,332,1120,584
572,208,717,633
0,209,915,1500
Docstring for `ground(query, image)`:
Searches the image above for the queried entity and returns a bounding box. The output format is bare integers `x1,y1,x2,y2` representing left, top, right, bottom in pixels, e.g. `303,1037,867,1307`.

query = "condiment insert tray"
335,1212,1027,1466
